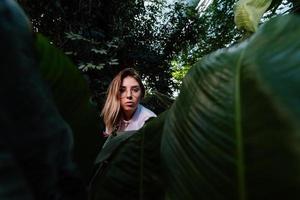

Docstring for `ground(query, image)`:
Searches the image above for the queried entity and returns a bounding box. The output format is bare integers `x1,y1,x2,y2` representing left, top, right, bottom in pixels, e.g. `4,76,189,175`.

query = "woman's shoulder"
139,104,157,118
139,104,157,117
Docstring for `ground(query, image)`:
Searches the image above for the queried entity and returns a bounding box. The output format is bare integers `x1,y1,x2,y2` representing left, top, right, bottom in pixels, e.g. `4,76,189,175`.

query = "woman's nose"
126,90,132,99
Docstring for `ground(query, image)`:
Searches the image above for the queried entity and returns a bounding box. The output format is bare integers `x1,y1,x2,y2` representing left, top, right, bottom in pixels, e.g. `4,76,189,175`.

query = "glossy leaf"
35,34,104,179
89,112,168,200
162,14,300,200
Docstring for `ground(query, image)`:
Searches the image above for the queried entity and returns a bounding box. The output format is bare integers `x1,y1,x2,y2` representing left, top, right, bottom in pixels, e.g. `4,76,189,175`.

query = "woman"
101,68,156,136
88,68,156,198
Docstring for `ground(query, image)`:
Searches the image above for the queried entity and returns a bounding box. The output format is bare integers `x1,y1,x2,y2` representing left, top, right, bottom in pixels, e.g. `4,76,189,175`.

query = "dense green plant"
170,0,241,89
91,14,300,200
162,13,300,200
17,0,188,96
18,0,245,97
35,33,104,179
89,112,168,200
4,1,300,200
34,33,174,180
0,1,86,199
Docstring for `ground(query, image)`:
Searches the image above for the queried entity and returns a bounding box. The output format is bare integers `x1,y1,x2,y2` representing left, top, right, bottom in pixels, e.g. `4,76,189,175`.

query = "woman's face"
119,76,142,119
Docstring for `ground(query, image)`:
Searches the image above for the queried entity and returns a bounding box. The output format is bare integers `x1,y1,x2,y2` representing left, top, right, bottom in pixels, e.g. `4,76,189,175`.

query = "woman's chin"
122,106,137,112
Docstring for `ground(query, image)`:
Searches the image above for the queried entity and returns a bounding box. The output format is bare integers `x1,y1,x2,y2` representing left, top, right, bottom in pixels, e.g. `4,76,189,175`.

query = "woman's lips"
125,102,134,106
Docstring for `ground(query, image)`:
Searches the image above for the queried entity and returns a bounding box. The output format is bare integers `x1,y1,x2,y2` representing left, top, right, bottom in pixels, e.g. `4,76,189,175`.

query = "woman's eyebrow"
120,85,139,88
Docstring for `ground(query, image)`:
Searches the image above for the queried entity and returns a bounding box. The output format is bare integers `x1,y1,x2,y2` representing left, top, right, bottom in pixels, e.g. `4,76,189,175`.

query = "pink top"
118,104,156,131
104,104,156,136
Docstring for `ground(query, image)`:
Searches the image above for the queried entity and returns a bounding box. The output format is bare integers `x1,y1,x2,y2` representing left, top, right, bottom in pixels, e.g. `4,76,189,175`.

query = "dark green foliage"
162,14,300,199
142,90,174,114
171,0,241,88
91,14,300,199
163,37,237,200
18,0,239,97
0,1,86,199
35,33,105,180
8,1,300,199
90,112,168,200
0,2,38,199
17,0,298,96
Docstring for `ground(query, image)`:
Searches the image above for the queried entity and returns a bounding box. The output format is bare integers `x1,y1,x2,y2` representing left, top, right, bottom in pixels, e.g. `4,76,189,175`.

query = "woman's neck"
123,107,137,121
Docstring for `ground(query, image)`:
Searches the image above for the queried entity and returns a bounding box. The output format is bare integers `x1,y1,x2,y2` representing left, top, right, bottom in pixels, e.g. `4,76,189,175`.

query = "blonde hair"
101,68,145,135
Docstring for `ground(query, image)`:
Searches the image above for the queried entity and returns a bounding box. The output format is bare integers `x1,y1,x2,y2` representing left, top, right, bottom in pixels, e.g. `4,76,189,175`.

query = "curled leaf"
234,0,273,32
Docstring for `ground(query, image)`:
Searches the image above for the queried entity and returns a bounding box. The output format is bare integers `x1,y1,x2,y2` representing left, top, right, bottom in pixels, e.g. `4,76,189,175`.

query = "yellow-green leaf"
234,0,272,32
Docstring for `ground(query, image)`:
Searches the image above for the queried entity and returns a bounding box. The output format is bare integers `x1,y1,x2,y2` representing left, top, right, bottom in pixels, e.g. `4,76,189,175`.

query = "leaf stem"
235,48,246,200
139,131,145,200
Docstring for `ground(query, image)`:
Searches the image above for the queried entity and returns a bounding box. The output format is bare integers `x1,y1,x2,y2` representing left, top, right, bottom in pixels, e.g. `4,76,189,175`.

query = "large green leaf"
35,33,104,179
0,1,36,199
161,14,300,200
0,0,86,199
89,112,168,200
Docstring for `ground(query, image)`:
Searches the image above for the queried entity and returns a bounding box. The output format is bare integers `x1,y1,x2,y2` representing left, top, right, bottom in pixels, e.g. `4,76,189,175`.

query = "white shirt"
102,104,156,148
118,104,156,132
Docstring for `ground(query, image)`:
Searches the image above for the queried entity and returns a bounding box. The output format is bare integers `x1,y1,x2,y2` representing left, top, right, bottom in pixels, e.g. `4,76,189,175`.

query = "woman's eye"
119,88,126,93
132,88,140,93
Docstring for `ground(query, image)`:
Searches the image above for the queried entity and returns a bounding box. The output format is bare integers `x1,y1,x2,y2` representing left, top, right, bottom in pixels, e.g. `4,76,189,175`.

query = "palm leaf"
162,14,300,200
